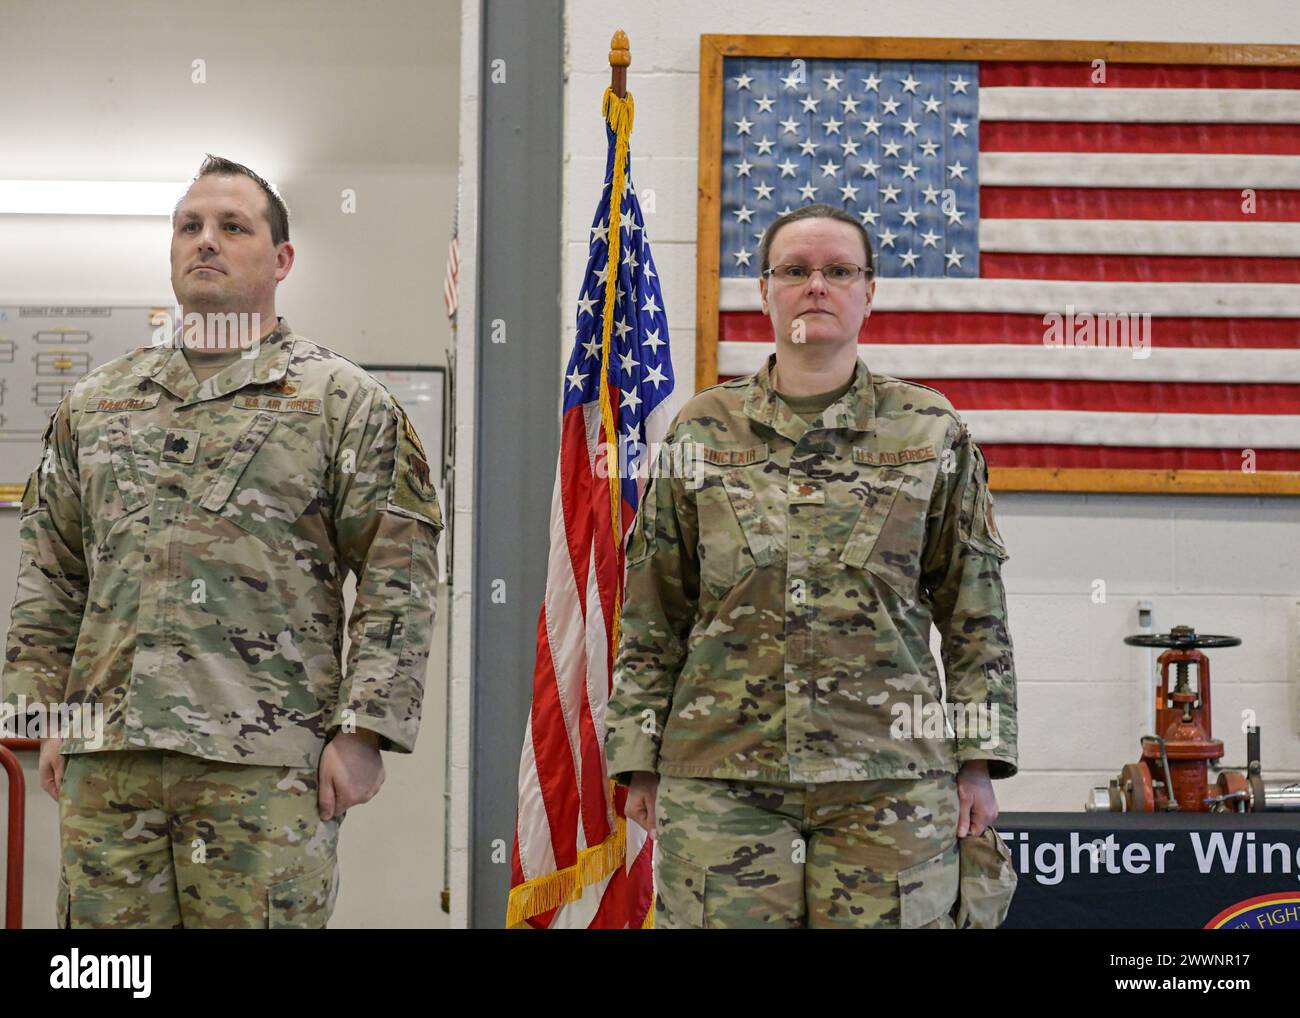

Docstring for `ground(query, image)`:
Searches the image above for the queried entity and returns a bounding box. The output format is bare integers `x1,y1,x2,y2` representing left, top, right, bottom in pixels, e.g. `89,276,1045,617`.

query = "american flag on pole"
444,204,460,320
708,50,1300,489
507,86,673,929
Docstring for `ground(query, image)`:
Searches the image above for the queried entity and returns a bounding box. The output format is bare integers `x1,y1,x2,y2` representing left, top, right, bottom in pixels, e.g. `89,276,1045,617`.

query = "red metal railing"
1,738,39,929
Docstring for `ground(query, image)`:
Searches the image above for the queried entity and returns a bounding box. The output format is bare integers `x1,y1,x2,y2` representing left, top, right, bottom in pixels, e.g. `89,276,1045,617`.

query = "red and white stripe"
511,394,670,927
719,62,1300,472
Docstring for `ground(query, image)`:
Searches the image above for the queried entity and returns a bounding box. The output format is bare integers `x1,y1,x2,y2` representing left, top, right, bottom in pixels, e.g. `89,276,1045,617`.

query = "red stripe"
981,121,1300,155
910,379,1300,414
980,187,1300,222
528,609,580,870
984,444,1300,471
720,312,1300,347
980,254,1300,283
978,61,1300,90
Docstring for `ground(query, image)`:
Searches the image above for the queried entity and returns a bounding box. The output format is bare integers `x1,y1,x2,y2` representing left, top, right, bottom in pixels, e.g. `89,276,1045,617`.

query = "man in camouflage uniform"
604,204,1017,928
1,156,442,928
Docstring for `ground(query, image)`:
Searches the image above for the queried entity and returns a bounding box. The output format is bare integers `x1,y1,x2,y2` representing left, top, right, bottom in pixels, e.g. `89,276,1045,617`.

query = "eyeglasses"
762,263,874,286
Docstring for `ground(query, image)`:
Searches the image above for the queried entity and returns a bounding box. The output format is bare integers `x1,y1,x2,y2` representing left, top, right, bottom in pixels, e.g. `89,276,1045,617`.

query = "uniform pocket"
653,843,707,929
201,412,321,546
897,842,959,928
841,453,941,605
954,827,1017,929
105,415,151,514
267,860,339,929
696,445,778,596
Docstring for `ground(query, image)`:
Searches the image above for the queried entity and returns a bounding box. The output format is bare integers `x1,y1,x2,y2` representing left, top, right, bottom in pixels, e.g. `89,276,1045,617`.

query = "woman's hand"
957,759,998,838
38,737,64,800
625,771,660,839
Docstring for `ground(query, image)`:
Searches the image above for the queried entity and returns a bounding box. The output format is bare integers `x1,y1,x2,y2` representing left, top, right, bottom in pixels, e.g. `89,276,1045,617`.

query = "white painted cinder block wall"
559,0,1300,811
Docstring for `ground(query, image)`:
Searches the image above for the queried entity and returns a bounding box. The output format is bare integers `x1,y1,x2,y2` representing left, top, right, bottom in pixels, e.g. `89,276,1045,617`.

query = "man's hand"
625,771,660,839
318,729,385,821
957,759,998,838
38,738,64,801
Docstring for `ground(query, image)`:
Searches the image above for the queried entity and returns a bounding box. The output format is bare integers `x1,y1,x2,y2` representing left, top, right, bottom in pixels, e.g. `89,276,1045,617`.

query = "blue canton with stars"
567,118,675,512
721,59,979,278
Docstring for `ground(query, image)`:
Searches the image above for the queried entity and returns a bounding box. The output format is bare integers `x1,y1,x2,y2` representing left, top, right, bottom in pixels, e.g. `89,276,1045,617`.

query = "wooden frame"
696,35,1300,494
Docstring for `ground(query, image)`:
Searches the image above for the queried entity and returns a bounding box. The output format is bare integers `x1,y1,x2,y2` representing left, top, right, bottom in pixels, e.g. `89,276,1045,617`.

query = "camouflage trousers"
652,773,960,928
57,749,342,929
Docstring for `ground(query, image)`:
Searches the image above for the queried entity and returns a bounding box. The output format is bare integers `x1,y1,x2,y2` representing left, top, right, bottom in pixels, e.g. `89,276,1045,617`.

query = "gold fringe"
506,815,627,928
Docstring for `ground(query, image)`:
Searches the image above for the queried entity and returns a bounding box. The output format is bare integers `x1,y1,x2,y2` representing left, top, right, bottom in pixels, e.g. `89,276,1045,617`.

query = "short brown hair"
758,203,875,278
173,154,290,246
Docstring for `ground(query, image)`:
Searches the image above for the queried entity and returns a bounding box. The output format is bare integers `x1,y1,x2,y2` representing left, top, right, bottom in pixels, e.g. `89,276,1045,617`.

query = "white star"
624,248,639,271
862,73,882,92
734,158,753,177
777,158,799,177
882,139,902,158
733,248,752,266
620,387,643,412
919,139,940,157
753,181,774,200
641,292,660,315
734,117,753,135
858,158,880,178
644,260,656,280
779,116,801,135
643,362,668,390
581,336,600,361
819,159,840,177
566,366,587,391
900,74,921,94
945,205,966,225
643,327,665,354
945,249,965,269
949,117,969,138
753,93,775,113
900,116,919,136
798,180,818,201
733,205,754,223
780,70,803,90
880,183,901,203
947,160,967,180
798,138,819,156
922,95,943,114
754,136,775,155
840,137,860,156
899,248,920,269
590,220,608,245
822,116,843,135
840,182,859,202
920,228,941,248
900,206,920,226
840,95,860,115
899,160,919,180
922,184,941,204
862,116,881,136
822,72,843,91
799,95,821,113
950,74,970,94
859,208,879,226
576,293,597,317
733,73,753,90
881,96,901,115
618,348,640,375
778,205,793,216
877,227,898,248
614,317,632,340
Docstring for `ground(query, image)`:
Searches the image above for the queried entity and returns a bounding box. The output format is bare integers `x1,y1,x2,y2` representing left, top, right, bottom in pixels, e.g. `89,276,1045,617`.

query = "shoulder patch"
387,405,442,533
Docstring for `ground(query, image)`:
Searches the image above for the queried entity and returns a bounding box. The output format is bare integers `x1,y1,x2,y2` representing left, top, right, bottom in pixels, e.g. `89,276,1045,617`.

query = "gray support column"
470,0,564,928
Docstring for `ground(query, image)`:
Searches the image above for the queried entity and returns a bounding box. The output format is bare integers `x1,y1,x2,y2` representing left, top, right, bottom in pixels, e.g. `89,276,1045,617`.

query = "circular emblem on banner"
1204,892,1300,929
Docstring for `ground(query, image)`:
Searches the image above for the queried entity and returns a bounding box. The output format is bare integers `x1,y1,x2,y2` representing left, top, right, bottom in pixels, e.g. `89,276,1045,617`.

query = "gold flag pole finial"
609,30,630,98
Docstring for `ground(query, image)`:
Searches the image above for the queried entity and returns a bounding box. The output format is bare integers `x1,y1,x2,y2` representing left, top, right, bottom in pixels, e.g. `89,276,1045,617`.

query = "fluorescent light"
0,180,188,215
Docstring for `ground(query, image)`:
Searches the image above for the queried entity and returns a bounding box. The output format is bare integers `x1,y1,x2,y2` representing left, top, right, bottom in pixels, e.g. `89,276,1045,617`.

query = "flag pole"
610,29,628,98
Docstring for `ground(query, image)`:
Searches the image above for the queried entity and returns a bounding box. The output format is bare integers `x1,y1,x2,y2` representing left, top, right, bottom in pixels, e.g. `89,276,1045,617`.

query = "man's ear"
759,274,769,315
